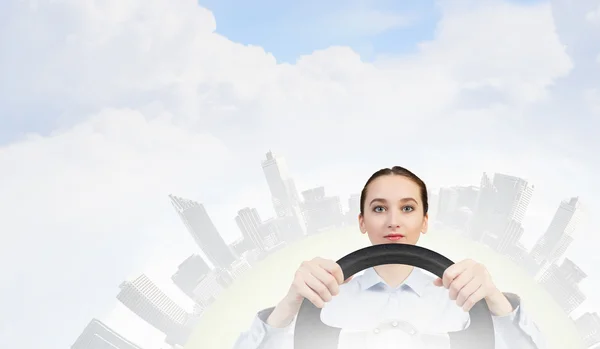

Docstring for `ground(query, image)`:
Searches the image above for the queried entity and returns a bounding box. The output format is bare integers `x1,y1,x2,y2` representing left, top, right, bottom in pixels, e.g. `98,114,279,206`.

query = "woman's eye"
402,206,414,212
373,206,385,212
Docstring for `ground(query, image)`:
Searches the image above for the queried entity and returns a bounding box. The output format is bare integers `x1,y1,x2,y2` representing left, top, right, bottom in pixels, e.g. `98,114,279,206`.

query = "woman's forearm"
266,299,301,328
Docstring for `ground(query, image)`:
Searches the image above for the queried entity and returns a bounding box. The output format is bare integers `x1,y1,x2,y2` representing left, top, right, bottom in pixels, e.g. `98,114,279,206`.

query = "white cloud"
0,0,276,124
550,0,600,67
585,3,600,23
583,88,600,114
416,1,572,104
0,108,231,349
0,0,598,348
1,109,228,261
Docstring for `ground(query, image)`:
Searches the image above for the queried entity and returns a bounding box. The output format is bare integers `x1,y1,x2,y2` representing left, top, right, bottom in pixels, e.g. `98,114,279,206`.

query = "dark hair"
359,166,428,216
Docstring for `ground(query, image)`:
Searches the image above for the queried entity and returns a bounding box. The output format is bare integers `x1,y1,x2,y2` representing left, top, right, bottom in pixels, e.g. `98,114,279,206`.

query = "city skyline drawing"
70,150,599,349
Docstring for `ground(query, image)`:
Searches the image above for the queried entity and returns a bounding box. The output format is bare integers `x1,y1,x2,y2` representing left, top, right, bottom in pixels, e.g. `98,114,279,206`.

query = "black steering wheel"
293,243,495,349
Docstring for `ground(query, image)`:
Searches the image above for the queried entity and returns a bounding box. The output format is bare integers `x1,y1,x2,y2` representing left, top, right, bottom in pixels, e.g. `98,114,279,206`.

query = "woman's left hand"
433,258,514,316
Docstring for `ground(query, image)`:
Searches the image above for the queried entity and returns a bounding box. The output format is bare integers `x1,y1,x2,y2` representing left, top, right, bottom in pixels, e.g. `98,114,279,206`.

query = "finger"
296,280,326,308
442,261,471,288
316,258,345,285
303,270,334,302
309,263,341,296
462,285,486,312
455,278,480,307
433,277,443,286
448,269,474,300
342,275,354,284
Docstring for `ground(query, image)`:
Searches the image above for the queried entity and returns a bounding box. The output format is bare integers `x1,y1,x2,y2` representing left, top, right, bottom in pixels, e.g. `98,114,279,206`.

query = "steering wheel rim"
293,243,495,349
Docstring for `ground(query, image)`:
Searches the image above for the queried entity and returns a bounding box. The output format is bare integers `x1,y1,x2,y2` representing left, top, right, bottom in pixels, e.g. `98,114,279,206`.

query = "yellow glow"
185,227,584,349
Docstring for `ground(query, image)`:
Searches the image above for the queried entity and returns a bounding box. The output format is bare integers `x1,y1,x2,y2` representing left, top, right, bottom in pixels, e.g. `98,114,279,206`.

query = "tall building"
261,151,300,216
257,217,284,249
435,186,478,230
229,236,252,256
261,151,306,241
117,274,191,346
537,259,587,315
530,197,583,274
468,173,495,240
192,268,233,307
171,254,210,299
71,318,143,349
235,207,265,251
468,173,533,246
300,186,343,235
455,186,479,211
492,173,533,224
574,312,600,348
170,194,236,269
437,187,459,223
229,257,253,279
345,193,361,225
495,219,525,255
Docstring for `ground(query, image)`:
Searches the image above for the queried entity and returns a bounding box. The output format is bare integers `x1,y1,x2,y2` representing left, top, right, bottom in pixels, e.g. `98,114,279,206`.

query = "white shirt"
232,267,546,348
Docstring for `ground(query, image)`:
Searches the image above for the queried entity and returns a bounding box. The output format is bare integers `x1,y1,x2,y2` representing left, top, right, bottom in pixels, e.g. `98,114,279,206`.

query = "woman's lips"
385,234,405,241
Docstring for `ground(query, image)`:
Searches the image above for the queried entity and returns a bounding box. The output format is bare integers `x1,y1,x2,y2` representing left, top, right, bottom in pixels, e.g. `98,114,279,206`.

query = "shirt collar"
358,266,430,296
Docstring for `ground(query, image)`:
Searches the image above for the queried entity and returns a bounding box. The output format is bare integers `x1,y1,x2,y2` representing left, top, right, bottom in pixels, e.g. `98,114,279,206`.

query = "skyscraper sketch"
436,186,479,230
70,151,597,349
261,151,301,215
117,274,192,346
467,173,533,249
574,312,600,348
171,254,210,299
530,197,583,277
169,194,236,269
437,186,460,223
191,268,232,307
256,217,286,250
71,318,144,349
235,207,265,252
300,186,343,235
417,169,592,340
537,258,587,315
345,193,361,225
260,151,306,241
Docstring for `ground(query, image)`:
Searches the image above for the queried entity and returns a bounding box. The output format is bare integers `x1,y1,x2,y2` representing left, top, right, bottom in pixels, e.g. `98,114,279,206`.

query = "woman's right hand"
283,257,351,309
267,257,354,327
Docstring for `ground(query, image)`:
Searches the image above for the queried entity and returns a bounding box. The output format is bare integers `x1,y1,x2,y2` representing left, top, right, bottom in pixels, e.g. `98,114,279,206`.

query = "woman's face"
358,174,428,246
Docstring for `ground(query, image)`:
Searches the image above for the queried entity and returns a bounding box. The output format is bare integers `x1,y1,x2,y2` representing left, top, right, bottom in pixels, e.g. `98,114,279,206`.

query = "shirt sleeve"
230,306,295,349
490,292,547,349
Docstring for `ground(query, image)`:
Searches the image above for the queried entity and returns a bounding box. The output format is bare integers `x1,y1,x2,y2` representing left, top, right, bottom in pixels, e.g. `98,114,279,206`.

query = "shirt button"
373,328,380,334
409,329,416,335
392,321,398,327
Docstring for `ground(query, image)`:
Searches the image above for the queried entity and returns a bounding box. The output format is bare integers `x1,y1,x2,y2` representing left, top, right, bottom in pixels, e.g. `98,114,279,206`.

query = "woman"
233,166,546,348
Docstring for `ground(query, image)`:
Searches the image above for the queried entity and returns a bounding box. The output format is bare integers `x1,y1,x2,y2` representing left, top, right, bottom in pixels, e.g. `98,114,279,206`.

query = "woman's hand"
433,259,514,316
284,257,352,308
267,257,352,327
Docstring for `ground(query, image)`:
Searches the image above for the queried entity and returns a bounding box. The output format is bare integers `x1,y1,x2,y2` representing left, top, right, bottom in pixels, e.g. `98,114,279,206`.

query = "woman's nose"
386,211,401,228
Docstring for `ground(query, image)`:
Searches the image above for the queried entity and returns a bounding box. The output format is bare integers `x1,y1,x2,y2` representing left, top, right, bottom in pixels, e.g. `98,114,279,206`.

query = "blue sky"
197,0,546,63
198,0,441,63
